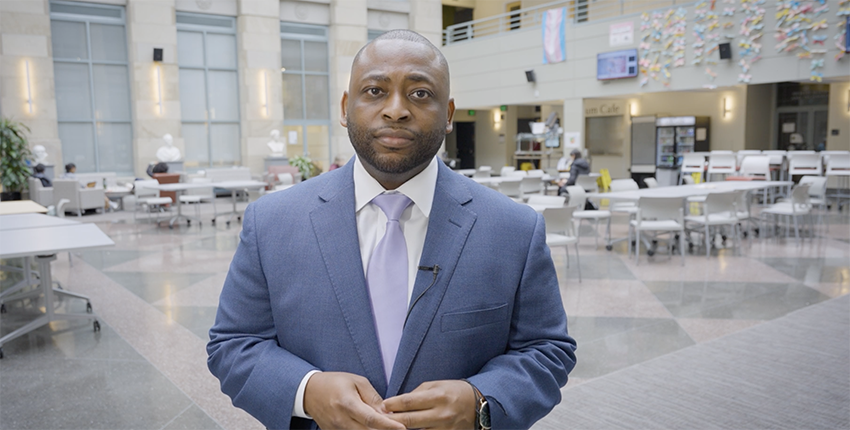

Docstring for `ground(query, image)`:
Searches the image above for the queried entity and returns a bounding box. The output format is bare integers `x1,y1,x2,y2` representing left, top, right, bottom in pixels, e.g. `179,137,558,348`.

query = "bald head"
352,30,449,87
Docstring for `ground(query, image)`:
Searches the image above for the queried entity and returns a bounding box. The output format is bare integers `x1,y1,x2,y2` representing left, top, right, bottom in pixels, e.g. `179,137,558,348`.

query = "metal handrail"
443,0,687,46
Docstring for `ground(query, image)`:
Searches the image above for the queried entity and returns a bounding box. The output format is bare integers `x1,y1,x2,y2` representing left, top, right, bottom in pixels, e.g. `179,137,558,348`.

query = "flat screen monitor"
597,49,638,80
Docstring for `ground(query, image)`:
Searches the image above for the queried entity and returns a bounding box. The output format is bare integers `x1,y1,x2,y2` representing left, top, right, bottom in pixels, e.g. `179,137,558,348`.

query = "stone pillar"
126,0,182,176
237,0,282,176
0,0,61,169
408,0,442,47
328,0,367,163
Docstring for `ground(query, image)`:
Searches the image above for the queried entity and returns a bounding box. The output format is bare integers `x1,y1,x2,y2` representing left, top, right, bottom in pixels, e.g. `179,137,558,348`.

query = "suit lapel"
387,163,477,396
310,164,387,393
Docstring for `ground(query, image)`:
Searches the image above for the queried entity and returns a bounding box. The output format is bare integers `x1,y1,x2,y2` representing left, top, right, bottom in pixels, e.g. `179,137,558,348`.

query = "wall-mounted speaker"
153,48,163,62
718,43,732,60
525,70,536,83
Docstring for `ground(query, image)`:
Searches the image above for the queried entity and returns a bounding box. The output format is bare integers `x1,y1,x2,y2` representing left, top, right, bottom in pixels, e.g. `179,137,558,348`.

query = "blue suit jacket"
207,160,577,429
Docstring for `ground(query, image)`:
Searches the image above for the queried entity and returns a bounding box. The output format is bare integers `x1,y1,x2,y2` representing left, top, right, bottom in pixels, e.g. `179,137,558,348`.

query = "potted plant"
0,118,33,201
289,154,321,180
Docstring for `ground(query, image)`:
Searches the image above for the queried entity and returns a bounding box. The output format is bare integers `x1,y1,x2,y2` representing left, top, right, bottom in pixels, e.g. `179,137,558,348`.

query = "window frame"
50,0,134,174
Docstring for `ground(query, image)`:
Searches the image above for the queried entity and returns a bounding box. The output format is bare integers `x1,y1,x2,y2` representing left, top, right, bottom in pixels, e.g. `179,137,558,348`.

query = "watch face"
480,402,491,429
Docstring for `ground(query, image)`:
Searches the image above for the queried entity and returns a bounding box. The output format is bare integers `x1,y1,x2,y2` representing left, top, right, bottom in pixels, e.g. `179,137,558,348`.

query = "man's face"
342,39,454,181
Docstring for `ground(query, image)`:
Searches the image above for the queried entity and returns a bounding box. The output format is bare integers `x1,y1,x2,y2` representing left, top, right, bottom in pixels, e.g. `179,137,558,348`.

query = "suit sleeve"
207,204,318,430
467,213,577,429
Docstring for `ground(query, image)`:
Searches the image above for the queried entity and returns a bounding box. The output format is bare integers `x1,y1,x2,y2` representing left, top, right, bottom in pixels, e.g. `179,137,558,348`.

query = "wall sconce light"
493,110,503,130
846,89,849,112
261,70,271,117
629,102,637,117
155,65,164,115
24,60,33,114
723,97,731,118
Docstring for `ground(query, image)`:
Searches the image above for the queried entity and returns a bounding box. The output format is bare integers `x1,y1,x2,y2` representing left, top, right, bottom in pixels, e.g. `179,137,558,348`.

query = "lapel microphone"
405,265,441,326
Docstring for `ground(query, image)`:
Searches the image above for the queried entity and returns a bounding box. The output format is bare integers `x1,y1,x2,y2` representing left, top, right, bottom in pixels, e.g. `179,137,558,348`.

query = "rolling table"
136,182,213,228
0,220,114,358
212,180,268,226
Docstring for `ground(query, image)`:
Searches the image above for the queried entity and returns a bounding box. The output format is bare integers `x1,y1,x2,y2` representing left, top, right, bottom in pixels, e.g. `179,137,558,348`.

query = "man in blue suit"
208,30,576,430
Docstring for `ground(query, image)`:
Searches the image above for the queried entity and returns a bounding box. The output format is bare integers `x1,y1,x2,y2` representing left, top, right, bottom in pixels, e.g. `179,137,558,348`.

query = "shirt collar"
354,155,438,218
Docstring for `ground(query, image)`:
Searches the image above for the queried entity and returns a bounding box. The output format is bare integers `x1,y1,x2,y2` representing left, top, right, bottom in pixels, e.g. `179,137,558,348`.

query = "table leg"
0,254,99,358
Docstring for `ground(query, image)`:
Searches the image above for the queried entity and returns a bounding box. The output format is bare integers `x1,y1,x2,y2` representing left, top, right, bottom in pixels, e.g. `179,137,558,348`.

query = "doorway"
454,122,475,169
774,82,830,150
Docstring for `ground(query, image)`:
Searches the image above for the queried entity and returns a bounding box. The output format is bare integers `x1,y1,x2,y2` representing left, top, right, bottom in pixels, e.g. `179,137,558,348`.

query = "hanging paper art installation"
835,0,849,61
775,0,832,81
736,0,766,83
639,8,688,88
694,0,722,89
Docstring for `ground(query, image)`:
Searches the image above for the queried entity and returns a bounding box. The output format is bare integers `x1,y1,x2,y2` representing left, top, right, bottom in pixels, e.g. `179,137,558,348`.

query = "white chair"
52,179,105,217
788,152,822,176
680,153,706,184
736,150,762,168
509,170,528,177
575,175,599,193
760,184,812,244
498,178,523,201
27,177,53,207
739,155,772,203
797,176,828,227
526,195,565,207
133,179,172,222
706,153,736,181
527,169,545,177
178,178,218,224
474,166,492,178
542,206,581,282
500,166,516,177
566,185,612,249
643,177,658,188
519,176,543,197
682,175,696,185
607,179,640,251
825,153,850,211
735,190,757,238
629,197,686,265
684,191,740,258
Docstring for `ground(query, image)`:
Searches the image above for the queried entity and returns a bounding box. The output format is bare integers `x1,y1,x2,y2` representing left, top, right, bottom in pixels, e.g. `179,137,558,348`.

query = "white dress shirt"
292,155,439,419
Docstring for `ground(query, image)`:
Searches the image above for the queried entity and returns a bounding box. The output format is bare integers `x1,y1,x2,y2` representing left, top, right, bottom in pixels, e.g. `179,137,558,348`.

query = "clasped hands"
304,372,476,430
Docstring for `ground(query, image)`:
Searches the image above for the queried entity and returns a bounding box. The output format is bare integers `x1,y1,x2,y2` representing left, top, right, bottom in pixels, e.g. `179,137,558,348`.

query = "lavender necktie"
367,193,412,382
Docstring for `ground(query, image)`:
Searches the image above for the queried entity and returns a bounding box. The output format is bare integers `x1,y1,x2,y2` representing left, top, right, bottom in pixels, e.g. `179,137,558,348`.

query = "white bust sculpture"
32,145,48,165
267,129,285,157
156,133,181,162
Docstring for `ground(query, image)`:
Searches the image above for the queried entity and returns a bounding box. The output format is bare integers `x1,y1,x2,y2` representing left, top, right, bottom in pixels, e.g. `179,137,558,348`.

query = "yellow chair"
599,169,612,208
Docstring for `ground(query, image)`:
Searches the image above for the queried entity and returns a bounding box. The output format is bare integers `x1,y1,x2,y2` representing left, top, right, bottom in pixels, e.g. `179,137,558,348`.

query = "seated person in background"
32,164,52,187
146,161,169,178
556,154,573,172
558,149,590,196
61,163,77,179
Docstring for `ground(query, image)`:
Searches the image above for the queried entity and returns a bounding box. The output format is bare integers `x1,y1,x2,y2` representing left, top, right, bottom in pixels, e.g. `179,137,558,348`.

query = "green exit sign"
467,110,476,116
500,105,507,111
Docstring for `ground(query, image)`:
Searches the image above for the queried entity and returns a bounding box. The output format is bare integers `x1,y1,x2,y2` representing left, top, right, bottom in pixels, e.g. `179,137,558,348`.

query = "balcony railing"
443,0,690,46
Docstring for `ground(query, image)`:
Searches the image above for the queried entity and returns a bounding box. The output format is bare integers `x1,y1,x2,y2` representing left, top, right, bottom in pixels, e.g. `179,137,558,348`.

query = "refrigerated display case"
655,116,710,185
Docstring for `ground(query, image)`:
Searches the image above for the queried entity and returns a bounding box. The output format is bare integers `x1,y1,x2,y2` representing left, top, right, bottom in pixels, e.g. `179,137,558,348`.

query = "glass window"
90,23,127,62
51,1,133,175
177,12,241,169
281,22,331,165
51,21,88,59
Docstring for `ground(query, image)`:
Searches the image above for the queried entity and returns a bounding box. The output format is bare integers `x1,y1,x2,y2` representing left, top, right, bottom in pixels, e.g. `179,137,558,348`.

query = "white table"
0,214,80,306
0,200,47,215
212,180,268,226
137,182,213,228
0,222,114,358
588,181,793,201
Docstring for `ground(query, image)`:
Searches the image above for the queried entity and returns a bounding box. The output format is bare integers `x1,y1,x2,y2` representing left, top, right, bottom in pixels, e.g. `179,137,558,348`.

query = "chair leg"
679,229,686,266
793,214,800,245
705,224,710,258
574,242,582,283
635,230,641,265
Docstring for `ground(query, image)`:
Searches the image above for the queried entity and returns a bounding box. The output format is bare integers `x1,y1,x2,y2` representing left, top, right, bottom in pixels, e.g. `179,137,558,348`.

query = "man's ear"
340,92,349,128
445,98,456,134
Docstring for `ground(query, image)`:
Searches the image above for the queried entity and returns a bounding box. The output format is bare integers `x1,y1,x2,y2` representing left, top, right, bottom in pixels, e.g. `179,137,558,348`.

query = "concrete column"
408,0,442,47
328,0,367,163
237,0,282,175
126,0,181,177
0,0,61,169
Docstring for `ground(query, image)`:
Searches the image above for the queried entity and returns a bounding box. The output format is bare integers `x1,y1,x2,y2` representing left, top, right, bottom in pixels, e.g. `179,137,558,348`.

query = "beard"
347,118,444,175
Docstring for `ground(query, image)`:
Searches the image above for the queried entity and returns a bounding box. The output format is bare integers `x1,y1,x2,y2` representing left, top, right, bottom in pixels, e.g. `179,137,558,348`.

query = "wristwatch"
465,380,491,430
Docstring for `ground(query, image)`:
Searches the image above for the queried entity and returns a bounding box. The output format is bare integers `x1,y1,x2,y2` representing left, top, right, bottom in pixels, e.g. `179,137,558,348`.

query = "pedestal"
264,156,290,172
164,161,184,173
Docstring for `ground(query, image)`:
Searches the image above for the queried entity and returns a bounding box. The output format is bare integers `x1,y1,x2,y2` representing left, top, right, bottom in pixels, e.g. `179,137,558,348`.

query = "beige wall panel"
175,0,238,16
280,1,330,25
0,0,47,14
827,81,850,151
744,84,773,150
367,9,408,30
2,34,50,57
